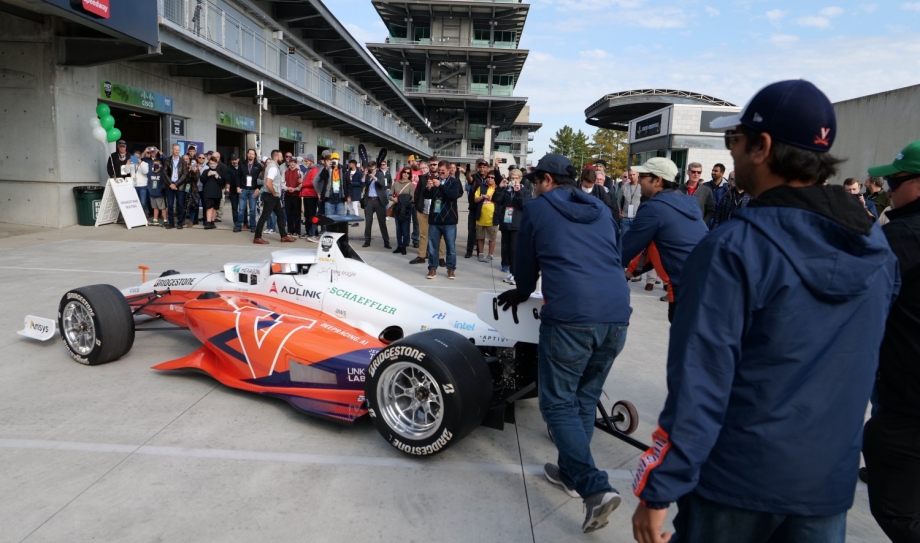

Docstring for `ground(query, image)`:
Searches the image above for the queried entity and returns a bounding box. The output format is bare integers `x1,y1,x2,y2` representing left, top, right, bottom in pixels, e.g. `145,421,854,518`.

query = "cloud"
770,34,800,45
518,33,920,157
796,15,831,28
705,6,720,16
857,3,878,13
902,2,920,11
820,6,844,17
579,49,613,60
765,9,787,23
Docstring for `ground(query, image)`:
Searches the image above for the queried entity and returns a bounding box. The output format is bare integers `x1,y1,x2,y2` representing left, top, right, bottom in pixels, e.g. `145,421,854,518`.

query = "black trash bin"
73,186,106,226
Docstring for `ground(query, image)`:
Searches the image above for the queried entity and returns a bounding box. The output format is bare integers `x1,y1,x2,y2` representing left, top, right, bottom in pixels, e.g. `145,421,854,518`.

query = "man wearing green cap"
862,140,920,543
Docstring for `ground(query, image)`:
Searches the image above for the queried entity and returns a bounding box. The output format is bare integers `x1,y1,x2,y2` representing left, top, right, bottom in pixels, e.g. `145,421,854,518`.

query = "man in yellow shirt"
475,172,499,262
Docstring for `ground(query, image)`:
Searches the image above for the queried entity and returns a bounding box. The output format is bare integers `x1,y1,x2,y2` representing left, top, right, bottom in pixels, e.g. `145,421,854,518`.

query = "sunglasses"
724,129,745,150
886,172,920,190
689,170,702,174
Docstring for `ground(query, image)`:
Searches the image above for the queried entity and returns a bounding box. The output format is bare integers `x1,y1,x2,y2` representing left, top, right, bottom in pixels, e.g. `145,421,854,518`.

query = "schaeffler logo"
74,0,110,19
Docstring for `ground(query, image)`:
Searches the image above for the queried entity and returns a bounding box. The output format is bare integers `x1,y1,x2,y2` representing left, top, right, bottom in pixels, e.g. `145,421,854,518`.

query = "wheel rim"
62,301,95,356
377,362,444,440
612,403,631,432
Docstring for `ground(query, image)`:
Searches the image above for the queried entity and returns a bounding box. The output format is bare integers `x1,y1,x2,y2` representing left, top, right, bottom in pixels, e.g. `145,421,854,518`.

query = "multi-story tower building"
367,0,540,167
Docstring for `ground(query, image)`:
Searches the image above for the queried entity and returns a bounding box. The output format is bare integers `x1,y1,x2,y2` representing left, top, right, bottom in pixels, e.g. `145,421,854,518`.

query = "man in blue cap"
497,154,632,534
631,80,899,543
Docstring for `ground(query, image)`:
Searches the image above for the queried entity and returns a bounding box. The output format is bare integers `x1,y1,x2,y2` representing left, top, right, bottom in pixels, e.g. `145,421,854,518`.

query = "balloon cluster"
90,103,122,143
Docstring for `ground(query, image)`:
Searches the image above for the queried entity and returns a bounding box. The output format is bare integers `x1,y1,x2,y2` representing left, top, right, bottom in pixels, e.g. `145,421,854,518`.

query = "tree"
548,125,576,157
589,129,629,176
548,125,592,170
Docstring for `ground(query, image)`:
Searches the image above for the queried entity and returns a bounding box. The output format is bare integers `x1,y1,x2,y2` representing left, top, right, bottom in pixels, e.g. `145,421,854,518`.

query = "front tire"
58,285,135,365
365,329,492,456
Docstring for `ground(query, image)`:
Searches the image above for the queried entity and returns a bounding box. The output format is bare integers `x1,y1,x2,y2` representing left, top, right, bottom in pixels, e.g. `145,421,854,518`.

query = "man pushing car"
497,153,632,534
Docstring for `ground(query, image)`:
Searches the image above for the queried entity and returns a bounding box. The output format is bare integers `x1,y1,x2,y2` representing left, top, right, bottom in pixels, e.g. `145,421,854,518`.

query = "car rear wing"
312,214,365,262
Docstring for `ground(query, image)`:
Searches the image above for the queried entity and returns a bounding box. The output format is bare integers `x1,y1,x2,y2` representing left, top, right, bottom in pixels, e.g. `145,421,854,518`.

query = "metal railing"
157,0,429,153
403,84,513,97
385,36,518,49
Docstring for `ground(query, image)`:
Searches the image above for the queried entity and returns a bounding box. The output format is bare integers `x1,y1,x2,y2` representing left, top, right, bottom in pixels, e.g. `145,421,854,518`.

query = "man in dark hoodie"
862,140,920,543
621,157,709,322
631,80,899,543
497,154,632,535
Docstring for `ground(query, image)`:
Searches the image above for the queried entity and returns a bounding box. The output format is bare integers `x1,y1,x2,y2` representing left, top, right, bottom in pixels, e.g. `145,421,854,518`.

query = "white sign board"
17,315,56,341
95,178,147,229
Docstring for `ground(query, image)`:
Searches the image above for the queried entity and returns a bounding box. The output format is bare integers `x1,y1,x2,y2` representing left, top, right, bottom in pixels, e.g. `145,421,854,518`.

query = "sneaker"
630,277,641,282
478,253,485,262
582,491,621,533
645,283,654,291
464,253,473,259
177,223,184,230
426,268,437,279
486,254,493,262
165,223,175,229
660,294,669,302
447,270,456,280
507,276,515,285
503,274,515,285
307,236,319,243
265,229,275,234
233,227,242,233
409,257,426,264
501,266,509,273
544,464,579,498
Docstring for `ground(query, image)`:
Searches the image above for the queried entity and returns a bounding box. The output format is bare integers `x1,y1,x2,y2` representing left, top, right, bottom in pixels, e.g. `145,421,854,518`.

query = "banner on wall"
280,127,303,141
218,111,256,131
317,137,334,148
101,80,173,113
343,144,355,153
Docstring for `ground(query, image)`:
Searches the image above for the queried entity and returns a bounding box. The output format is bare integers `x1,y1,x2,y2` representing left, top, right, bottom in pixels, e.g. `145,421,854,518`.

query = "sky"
326,0,920,160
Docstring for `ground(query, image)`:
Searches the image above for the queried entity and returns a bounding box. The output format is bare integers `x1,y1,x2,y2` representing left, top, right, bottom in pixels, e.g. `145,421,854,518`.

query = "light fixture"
129,113,141,118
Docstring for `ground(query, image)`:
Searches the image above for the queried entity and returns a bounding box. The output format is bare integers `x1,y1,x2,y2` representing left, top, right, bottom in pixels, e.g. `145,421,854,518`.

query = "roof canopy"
585,89,736,131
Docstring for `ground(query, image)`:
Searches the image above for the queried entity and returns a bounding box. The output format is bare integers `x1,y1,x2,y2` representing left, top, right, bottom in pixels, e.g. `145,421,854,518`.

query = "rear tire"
58,285,135,365
365,329,493,456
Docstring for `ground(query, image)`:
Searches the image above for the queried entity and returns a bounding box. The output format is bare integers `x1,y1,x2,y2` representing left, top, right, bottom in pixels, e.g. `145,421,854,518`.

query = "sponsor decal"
329,287,396,315
368,346,427,377
153,277,195,288
453,321,475,331
335,309,347,318
391,429,454,456
29,320,50,334
420,325,429,331
128,286,140,294
320,236,334,252
332,270,356,278
633,426,672,496
442,384,454,394
431,312,446,320
234,306,317,378
75,0,110,20
319,322,369,346
233,266,262,275
280,285,320,299
368,408,376,418
269,282,278,293
478,335,512,344
814,127,832,147
318,257,335,263
347,367,365,383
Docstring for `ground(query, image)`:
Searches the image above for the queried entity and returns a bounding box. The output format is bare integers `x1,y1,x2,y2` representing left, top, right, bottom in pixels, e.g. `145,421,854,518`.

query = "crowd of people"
494,80,919,543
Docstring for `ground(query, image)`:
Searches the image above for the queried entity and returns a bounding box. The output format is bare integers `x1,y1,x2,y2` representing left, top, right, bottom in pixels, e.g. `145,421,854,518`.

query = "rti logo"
431,312,447,320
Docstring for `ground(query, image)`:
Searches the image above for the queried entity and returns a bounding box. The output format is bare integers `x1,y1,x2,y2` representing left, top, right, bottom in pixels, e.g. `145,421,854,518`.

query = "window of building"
411,71,426,92
414,27,430,43
472,28,490,46
389,24,407,43
493,30,516,48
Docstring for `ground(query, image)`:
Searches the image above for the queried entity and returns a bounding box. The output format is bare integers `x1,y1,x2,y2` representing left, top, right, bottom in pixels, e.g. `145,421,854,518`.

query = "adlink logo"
280,286,320,299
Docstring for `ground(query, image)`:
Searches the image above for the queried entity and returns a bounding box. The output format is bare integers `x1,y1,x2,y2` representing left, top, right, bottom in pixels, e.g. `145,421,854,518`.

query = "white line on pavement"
0,437,637,481
0,266,141,275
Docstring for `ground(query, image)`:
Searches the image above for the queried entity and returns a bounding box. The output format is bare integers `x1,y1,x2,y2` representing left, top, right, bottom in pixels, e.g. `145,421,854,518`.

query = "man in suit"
361,160,391,249
162,143,190,229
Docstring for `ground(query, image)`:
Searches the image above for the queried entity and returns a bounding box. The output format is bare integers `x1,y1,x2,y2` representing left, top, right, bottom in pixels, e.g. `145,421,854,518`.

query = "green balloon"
106,127,122,143
95,103,110,117
100,115,115,130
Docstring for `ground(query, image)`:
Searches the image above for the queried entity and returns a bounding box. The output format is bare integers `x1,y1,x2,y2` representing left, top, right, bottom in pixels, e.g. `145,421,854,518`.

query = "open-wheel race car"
55,216,646,455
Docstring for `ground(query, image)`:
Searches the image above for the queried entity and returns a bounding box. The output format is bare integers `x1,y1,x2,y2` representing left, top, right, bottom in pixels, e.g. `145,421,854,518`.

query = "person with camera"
844,177,878,218
474,171,500,262
494,168,531,284
283,158,303,236
315,151,350,216
361,161,391,249
496,154,632,534
464,159,490,258
423,161,462,279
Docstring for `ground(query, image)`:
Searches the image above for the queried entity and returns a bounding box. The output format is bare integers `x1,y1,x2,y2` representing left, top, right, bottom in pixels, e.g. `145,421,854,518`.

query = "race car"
55,216,641,456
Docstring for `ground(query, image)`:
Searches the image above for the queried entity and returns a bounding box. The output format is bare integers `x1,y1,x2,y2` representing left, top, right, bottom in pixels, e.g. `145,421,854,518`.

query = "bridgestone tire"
365,329,493,456
58,284,135,366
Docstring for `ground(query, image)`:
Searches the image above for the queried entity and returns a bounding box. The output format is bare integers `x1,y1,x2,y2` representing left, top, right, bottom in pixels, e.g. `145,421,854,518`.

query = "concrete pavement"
0,212,887,543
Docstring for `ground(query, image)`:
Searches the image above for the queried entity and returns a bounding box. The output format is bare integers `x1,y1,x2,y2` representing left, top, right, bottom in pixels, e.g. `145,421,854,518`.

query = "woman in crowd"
390,167,415,255
201,155,224,229
185,158,201,227
495,168,532,284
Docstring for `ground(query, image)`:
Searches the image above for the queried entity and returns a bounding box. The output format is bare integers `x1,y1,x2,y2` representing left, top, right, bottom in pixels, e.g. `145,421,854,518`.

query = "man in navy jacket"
631,80,900,543
620,157,709,322
498,154,632,534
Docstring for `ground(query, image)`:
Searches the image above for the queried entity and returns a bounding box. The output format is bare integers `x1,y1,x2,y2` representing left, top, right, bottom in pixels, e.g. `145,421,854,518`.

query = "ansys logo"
29,320,49,333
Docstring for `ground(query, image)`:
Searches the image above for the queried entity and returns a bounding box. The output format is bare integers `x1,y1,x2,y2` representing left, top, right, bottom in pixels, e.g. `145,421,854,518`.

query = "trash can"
73,186,105,226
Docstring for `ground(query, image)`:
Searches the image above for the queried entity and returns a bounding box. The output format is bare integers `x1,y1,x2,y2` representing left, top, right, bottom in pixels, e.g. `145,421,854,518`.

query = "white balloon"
89,117,100,129
92,126,107,143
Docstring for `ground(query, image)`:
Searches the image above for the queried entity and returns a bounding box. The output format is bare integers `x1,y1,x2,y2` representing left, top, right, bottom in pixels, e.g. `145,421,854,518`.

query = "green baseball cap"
868,140,920,177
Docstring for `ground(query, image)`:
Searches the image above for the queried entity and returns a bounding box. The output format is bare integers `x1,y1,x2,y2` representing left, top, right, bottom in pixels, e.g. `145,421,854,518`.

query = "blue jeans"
427,224,456,270
396,217,411,248
237,189,258,229
411,210,420,244
325,201,346,216
165,189,186,226
672,492,846,543
135,186,148,216
619,217,634,245
538,322,628,498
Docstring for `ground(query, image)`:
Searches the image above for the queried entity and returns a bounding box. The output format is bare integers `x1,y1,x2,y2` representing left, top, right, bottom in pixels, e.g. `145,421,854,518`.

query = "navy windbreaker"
620,190,709,293
634,185,899,516
515,186,631,325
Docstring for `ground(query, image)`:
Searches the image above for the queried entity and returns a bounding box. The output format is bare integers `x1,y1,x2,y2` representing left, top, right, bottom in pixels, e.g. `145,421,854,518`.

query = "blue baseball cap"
524,153,577,182
710,80,836,153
